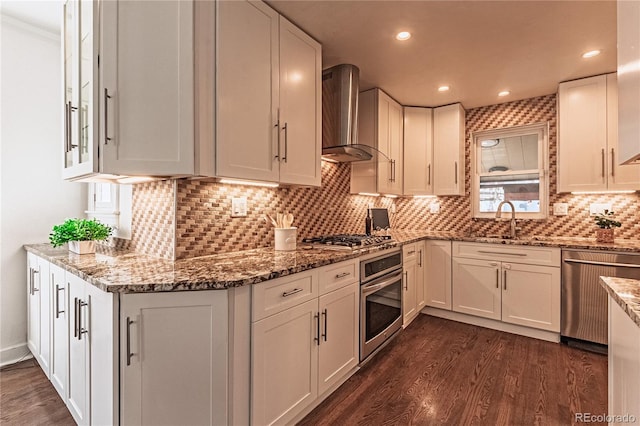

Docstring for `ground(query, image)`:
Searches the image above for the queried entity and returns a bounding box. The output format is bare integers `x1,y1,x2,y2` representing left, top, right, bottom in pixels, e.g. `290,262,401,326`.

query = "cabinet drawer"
318,259,358,295
403,243,418,261
252,271,318,321
453,242,560,267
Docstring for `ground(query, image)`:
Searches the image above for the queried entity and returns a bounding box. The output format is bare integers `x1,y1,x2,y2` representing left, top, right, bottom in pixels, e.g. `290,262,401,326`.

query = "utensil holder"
275,227,297,251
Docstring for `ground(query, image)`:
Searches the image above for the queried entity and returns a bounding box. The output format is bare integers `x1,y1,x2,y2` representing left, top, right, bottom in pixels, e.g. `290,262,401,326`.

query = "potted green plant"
49,218,113,254
594,210,621,243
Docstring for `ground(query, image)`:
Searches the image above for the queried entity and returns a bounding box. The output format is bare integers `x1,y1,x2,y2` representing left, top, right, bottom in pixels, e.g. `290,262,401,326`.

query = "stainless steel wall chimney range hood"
321,64,373,162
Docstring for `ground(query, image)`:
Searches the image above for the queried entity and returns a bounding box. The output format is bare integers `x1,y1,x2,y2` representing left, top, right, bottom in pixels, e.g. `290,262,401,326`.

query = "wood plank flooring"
0,359,74,425
299,315,608,426
0,315,607,426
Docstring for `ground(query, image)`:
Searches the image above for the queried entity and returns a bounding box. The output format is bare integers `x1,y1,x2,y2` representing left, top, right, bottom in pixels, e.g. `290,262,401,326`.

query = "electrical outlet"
231,197,247,217
553,203,568,216
590,203,612,216
430,202,440,214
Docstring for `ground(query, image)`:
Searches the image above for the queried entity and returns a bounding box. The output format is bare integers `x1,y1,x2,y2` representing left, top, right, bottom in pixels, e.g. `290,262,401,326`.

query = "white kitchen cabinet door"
252,298,318,426
216,0,280,183
425,240,452,310
403,107,433,195
67,273,90,426
452,258,501,320
433,103,465,196
402,250,418,327
606,74,640,190
49,264,67,399
26,253,40,367
100,0,194,176
318,283,359,396
121,290,228,426
501,263,560,332
558,75,608,193
377,91,403,195
278,16,322,186
608,297,640,422
617,0,640,165
415,241,426,311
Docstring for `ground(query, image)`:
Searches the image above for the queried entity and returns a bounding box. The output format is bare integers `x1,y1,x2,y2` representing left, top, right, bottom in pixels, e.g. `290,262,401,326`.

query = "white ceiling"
1,1,61,34
266,0,617,109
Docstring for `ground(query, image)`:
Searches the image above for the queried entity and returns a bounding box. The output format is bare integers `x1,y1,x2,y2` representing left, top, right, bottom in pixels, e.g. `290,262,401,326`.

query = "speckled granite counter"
600,276,640,328
25,230,640,294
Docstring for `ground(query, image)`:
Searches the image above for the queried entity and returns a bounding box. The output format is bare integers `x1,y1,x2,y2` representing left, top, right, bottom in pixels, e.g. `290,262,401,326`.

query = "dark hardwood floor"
0,316,607,426
0,359,74,425
299,315,608,426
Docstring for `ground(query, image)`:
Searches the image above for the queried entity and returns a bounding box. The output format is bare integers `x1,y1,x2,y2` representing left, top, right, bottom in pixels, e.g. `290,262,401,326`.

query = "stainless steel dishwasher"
561,250,640,349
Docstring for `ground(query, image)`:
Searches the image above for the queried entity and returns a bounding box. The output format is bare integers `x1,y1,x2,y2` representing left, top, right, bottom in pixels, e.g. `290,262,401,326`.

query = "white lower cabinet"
27,253,50,376
66,274,90,426
49,263,67,398
251,260,359,425
120,291,229,426
452,242,561,333
402,243,419,326
424,240,452,310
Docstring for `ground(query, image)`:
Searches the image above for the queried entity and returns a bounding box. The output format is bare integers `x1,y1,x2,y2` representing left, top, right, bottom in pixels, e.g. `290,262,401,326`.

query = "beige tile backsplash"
117,94,639,260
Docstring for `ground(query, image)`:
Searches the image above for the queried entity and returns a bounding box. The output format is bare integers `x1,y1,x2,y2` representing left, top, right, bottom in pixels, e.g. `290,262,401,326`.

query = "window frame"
471,122,550,219
86,183,132,239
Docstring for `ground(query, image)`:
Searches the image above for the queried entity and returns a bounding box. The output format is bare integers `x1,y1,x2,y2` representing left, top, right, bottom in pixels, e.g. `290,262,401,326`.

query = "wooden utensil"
284,213,294,228
265,214,278,227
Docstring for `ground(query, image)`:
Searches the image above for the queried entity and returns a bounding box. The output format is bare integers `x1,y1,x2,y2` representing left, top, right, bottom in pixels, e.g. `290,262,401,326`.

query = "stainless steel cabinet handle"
478,250,526,257
404,271,408,290
407,250,415,256
126,316,136,366
418,250,422,267
454,161,458,185
104,88,112,145
282,288,303,298
64,103,70,153
67,101,78,150
503,270,507,290
314,312,320,345
601,148,605,179
32,269,40,293
322,309,327,342
274,109,280,160
78,299,88,340
495,269,499,288
282,122,288,163
427,164,431,186
611,148,615,177
55,284,65,318
388,160,393,182
335,272,350,279
28,268,33,295
74,297,79,338
564,258,640,268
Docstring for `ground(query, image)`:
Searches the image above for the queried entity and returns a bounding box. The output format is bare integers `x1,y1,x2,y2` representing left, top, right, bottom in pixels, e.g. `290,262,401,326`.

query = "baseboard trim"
423,307,560,343
1,343,33,367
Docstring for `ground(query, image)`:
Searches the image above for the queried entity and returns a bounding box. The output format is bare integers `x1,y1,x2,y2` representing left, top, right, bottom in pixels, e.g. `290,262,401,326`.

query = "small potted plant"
594,210,621,243
49,218,113,254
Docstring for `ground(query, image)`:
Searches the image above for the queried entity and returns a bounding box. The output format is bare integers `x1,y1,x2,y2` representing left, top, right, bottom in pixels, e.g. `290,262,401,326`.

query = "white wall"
0,14,86,366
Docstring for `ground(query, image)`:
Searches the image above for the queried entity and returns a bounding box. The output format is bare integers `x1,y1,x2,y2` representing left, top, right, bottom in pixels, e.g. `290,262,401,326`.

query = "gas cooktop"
302,234,393,250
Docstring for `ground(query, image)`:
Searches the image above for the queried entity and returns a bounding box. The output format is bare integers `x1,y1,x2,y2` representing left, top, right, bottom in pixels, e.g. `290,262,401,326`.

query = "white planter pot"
68,240,96,255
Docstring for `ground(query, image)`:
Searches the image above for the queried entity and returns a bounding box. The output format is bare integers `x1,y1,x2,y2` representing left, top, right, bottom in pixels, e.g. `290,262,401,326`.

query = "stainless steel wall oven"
360,248,403,361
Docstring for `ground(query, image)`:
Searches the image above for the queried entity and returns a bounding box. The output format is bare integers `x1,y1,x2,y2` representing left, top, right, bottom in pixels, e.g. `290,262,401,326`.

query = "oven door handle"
362,272,403,296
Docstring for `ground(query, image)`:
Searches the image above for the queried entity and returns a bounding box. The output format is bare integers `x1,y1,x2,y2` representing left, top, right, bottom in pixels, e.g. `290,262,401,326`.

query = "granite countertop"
600,276,640,328
24,230,640,294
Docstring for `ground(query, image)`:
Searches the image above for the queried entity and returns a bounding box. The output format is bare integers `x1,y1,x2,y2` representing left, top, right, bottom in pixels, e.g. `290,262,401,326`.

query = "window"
472,123,549,219
86,183,132,239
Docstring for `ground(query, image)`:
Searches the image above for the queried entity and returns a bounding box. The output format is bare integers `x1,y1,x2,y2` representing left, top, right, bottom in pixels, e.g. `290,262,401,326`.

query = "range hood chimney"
321,64,372,162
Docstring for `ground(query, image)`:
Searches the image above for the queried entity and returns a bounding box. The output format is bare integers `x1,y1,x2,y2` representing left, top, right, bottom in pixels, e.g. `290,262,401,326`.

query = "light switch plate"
553,203,568,216
590,203,612,216
430,202,440,214
231,197,247,217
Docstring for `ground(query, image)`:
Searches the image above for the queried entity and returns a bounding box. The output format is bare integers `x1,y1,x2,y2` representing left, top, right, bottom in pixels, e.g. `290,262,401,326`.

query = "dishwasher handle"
563,258,640,269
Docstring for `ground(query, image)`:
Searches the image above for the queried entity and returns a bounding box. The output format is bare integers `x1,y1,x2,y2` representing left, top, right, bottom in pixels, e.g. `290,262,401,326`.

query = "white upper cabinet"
433,103,465,195
351,88,404,195
617,0,640,165
62,0,195,181
558,73,640,192
216,1,321,186
403,107,434,196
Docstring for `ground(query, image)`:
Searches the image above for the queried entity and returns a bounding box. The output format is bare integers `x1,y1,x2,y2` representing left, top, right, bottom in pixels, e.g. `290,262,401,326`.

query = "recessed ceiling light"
498,90,510,97
395,31,411,41
438,85,450,92
582,50,601,59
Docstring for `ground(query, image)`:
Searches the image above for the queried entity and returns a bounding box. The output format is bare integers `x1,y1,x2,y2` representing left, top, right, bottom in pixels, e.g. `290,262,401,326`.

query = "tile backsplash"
119,93,639,260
